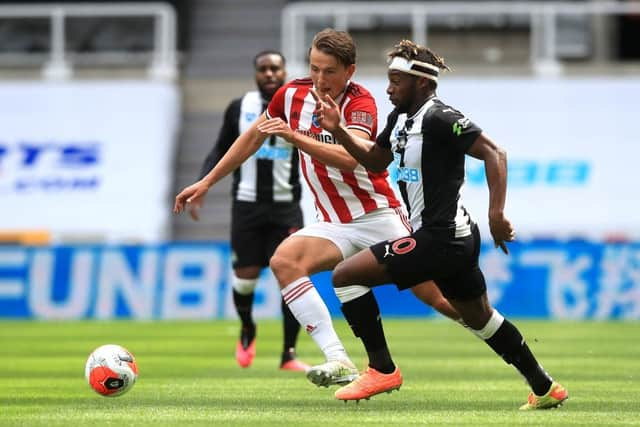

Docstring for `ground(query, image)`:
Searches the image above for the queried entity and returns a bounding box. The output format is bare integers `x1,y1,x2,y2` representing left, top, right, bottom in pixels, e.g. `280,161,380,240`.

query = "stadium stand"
1,0,639,242
172,0,287,241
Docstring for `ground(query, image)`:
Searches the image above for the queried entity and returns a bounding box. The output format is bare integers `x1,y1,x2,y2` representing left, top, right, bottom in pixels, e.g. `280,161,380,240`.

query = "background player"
188,50,308,371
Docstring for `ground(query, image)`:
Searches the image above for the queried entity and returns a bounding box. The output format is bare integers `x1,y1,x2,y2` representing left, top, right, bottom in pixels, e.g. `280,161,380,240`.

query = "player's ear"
417,76,431,91
345,63,356,79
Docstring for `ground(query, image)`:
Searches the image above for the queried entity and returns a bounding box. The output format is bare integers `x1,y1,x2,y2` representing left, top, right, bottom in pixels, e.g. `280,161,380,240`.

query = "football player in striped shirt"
175,29,461,388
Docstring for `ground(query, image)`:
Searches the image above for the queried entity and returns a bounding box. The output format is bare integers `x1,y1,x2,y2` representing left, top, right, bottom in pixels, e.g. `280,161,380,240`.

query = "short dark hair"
388,40,450,89
253,50,286,68
309,28,356,67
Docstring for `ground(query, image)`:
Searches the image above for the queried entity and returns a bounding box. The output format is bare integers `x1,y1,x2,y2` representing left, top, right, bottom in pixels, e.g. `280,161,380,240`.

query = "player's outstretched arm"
174,114,268,214
311,89,392,172
189,99,240,221
467,132,515,254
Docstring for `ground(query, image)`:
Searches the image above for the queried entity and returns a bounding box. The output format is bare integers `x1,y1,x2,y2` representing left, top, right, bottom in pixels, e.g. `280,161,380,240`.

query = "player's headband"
388,56,439,81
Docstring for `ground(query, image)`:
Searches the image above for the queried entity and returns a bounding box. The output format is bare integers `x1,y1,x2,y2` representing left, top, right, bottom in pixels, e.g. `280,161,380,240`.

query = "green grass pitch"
1,319,639,426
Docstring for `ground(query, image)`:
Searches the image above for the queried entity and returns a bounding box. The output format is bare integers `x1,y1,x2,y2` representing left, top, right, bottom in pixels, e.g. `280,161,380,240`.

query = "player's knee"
269,252,296,277
332,262,351,288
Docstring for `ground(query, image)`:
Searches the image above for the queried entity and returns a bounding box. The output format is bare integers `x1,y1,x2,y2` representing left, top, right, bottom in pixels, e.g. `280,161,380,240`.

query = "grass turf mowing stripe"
1,320,638,426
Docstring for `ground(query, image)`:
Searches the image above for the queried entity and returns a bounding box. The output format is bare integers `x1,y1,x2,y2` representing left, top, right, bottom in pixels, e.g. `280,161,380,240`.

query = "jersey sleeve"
425,106,482,154
199,98,241,179
376,109,400,149
344,94,377,140
266,84,287,121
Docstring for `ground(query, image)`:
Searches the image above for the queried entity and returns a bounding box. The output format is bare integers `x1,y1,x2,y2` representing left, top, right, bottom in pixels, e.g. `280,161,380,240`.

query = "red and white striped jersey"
266,78,400,223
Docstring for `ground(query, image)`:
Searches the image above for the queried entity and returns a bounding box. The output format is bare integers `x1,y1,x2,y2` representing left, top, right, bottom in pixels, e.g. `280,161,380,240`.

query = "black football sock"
281,298,301,362
340,291,395,374
233,290,255,347
485,319,553,396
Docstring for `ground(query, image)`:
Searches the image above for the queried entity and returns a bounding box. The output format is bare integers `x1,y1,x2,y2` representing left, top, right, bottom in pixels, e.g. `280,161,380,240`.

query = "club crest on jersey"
394,127,408,151
311,113,321,129
245,112,257,122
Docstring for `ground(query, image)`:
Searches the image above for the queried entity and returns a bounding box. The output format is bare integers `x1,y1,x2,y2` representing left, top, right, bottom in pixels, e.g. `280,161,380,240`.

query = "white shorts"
292,207,412,259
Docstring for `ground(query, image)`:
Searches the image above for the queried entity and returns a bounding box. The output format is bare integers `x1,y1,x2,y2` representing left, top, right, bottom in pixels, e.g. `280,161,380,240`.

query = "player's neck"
407,93,436,118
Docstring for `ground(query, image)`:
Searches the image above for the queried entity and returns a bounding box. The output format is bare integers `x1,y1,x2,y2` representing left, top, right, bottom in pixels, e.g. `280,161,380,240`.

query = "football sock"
281,297,301,355
280,348,297,365
340,290,395,374
232,276,257,328
239,324,256,349
282,277,348,362
475,310,553,396
232,289,255,329
232,277,257,349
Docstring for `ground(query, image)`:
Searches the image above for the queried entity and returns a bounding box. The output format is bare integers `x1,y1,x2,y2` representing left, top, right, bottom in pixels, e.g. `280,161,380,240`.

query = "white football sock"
281,277,349,362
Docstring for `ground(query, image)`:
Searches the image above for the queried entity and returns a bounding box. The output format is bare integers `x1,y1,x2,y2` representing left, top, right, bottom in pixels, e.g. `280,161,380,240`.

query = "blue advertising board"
0,240,638,320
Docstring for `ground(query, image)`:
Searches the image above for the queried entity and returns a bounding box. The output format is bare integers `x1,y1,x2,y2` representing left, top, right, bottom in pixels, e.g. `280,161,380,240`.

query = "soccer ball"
85,344,138,397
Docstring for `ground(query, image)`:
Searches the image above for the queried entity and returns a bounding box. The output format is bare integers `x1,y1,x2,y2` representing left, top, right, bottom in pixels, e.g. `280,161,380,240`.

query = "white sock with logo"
281,277,349,362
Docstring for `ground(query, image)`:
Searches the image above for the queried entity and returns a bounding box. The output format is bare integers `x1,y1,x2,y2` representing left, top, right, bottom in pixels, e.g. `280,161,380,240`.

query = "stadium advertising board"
0,81,180,242
0,241,638,320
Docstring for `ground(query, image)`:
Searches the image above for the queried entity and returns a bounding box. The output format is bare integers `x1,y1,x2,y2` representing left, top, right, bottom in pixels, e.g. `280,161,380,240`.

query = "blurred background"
1,0,639,321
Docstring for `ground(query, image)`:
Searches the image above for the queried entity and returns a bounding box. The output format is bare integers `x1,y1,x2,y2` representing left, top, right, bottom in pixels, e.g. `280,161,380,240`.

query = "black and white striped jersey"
377,97,482,237
200,91,301,203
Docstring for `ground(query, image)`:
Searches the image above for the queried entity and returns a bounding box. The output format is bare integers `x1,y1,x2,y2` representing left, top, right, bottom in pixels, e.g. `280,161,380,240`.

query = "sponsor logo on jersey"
255,143,291,160
296,129,336,144
396,166,420,182
453,117,471,136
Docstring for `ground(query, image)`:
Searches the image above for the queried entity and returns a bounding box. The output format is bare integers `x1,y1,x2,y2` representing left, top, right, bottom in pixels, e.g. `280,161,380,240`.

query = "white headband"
388,56,439,81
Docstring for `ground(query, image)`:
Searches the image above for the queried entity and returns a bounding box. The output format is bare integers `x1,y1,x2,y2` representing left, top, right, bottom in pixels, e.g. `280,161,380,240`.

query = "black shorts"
230,201,303,269
370,223,486,301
